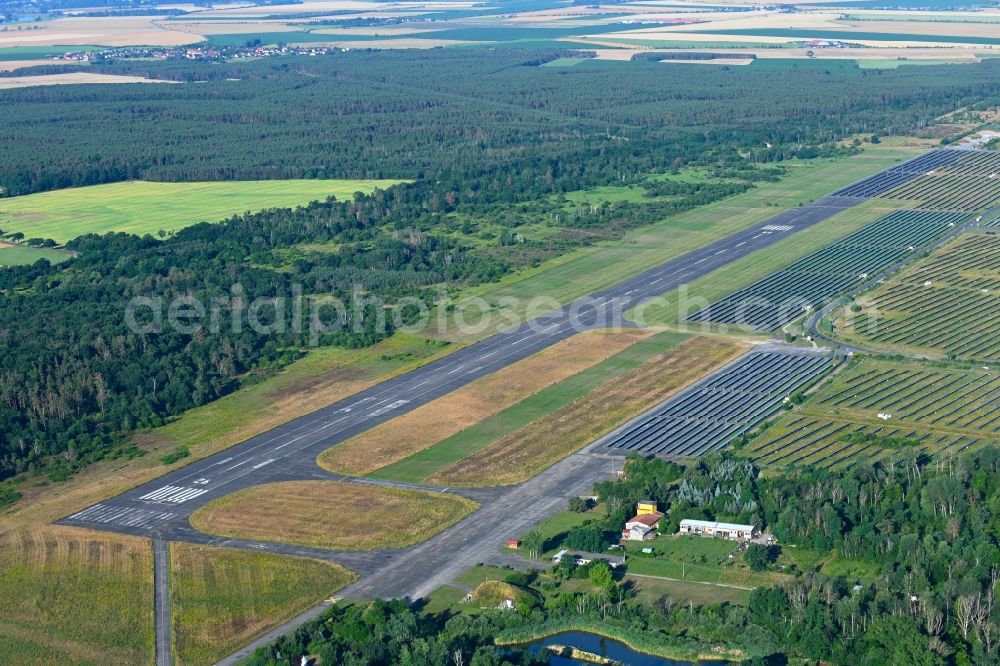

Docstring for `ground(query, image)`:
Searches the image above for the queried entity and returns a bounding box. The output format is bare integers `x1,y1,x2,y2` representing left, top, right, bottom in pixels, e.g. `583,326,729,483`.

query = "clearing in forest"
0,178,403,243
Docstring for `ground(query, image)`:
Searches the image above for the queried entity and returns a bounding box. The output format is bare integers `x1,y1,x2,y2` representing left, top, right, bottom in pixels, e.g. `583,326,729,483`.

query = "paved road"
153,538,172,666
58,193,865,540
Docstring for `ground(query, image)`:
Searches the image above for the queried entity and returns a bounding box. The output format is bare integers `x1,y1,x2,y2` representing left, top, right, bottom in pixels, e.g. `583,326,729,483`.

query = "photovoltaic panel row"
832,149,964,199
601,351,833,458
687,210,967,330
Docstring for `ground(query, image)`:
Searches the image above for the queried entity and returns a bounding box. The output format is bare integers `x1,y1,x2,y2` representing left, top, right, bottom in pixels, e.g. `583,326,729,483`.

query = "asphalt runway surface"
59,193,865,539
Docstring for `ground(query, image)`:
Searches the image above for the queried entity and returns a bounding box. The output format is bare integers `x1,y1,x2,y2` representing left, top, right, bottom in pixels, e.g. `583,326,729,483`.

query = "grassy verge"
0,526,154,665
317,329,654,476
426,336,748,487
626,574,752,605
369,330,691,483
170,543,354,666
189,480,477,550
0,178,403,243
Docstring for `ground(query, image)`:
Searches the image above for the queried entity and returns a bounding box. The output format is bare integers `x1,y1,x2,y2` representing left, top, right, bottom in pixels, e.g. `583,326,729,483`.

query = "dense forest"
3,51,1000,484
249,448,1000,665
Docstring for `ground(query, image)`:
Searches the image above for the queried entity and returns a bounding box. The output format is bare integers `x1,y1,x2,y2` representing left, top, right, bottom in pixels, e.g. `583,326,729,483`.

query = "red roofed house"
622,502,665,541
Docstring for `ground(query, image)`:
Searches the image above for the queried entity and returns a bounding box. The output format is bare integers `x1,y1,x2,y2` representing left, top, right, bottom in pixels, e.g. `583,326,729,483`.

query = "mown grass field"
370,330,692,483
189,480,477,550
170,543,354,666
0,178,403,243
746,358,1000,470
319,329,656,477
426,336,747,487
456,143,924,334
0,526,154,665
834,231,1000,360
0,242,73,266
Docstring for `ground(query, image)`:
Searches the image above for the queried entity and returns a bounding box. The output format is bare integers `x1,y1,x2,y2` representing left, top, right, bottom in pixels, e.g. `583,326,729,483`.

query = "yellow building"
636,501,658,516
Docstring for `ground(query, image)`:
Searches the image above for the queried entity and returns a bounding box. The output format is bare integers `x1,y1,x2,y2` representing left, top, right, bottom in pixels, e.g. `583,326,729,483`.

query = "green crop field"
0,243,73,266
835,232,1000,360
746,358,1000,470
0,178,403,244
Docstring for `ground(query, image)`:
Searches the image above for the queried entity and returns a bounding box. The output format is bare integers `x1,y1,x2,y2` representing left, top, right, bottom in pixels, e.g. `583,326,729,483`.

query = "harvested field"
747,358,1000,470
0,72,176,89
426,336,747,487
318,329,655,476
0,526,154,665
0,16,201,47
189,480,477,550
170,543,353,666
836,232,1000,360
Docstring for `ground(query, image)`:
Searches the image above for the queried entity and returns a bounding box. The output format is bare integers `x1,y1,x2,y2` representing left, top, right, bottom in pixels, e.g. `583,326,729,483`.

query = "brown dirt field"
317,328,658,476
0,72,177,89
426,336,747,487
0,17,202,47
189,480,478,550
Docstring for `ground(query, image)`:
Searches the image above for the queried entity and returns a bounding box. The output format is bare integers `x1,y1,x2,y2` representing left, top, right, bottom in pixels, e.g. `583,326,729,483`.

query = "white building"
678,519,756,542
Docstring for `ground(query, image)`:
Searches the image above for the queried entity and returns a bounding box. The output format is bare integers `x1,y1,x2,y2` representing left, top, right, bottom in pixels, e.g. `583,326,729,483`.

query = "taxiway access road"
59,193,865,540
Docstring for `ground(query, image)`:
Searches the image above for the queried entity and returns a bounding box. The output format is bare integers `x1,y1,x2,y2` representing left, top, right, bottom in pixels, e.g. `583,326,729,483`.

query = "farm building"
622,502,664,541
679,519,756,542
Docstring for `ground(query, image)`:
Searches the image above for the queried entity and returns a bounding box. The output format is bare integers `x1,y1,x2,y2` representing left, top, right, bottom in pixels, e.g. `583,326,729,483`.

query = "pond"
521,631,723,665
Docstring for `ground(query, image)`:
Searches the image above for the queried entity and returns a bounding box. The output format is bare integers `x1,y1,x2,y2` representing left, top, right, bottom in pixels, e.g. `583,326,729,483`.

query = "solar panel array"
687,209,967,330
601,351,833,458
832,149,964,198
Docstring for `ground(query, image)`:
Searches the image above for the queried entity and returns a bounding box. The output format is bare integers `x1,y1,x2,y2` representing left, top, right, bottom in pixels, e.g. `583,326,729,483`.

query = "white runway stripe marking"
67,503,176,528
139,485,209,504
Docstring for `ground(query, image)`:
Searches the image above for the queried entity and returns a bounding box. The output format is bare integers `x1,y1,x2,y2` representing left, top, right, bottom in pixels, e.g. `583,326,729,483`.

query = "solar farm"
598,349,832,458
686,210,968,330
747,359,1000,470
688,147,1000,332
831,148,965,198
836,231,1000,361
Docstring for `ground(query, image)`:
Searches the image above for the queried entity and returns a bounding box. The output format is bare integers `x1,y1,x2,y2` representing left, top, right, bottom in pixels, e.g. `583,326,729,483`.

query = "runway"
58,193,867,539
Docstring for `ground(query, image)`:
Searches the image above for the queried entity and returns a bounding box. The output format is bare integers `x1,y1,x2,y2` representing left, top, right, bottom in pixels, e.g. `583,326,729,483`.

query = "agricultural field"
0,526,154,665
317,329,656,476
169,543,354,666
0,72,176,90
425,336,746,487
687,209,969,331
0,241,72,266
600,350,833,458
0,178,402,243
747,358,1000,470
189,480,477,550
833,231,1000,360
